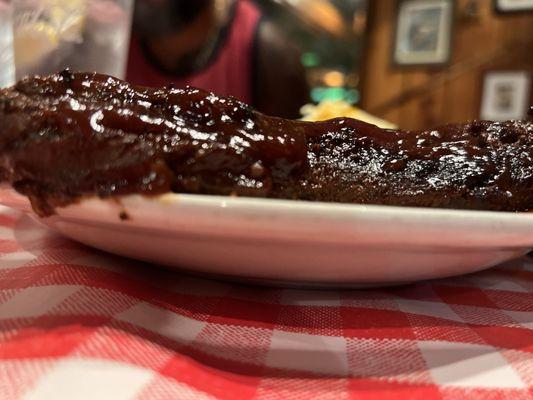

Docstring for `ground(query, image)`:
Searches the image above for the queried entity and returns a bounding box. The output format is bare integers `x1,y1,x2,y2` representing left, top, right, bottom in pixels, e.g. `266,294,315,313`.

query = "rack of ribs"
0,70,532,215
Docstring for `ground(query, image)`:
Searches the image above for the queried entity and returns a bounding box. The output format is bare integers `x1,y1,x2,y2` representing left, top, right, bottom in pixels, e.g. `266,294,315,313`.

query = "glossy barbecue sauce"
61,71,308,190
1,70,532,215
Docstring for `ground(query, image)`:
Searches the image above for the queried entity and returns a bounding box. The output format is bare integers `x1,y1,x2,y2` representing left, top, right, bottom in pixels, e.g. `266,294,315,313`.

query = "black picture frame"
392,0,454,67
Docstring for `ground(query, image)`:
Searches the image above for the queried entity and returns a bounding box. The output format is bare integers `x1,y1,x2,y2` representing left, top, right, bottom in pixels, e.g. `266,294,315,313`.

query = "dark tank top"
126,0,261,104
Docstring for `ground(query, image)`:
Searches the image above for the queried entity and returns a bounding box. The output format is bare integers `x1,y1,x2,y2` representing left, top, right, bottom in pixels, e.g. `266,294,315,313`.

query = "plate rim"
2,187,533,249
2,186,533,222
2,185,533,220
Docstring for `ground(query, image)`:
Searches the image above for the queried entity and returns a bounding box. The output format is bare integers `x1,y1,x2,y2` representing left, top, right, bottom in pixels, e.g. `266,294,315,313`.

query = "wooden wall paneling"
398,70,437,129
360,0,402,124
443,0,497,124
361,0,533,130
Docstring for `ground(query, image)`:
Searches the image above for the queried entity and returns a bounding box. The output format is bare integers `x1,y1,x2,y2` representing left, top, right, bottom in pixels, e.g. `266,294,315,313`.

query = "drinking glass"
12,0,133,79
0,0,15,88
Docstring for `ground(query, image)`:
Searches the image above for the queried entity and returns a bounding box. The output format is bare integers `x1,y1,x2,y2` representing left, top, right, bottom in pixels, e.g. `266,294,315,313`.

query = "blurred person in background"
128,0,310,118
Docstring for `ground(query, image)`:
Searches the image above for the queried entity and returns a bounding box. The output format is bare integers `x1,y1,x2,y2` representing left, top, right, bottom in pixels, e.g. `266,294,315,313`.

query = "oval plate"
1,187,532,287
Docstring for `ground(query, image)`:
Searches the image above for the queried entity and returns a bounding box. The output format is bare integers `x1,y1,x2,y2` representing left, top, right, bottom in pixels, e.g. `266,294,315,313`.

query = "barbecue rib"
0,71,532,215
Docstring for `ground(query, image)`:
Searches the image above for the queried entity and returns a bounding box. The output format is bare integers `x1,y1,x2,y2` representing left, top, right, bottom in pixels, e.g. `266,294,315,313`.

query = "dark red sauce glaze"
0,71,532,215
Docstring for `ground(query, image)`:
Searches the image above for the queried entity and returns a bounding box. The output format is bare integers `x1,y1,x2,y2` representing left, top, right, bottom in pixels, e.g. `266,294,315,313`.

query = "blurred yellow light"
294,0,346,36
323,71,345,87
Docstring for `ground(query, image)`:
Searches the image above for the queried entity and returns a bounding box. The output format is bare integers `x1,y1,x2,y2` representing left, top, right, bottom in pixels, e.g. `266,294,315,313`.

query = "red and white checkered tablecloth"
0,205,532,400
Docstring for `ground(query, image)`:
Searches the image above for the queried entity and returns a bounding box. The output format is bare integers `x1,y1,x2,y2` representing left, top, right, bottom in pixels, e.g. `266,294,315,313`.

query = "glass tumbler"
0,0,15,88
12,0,133,79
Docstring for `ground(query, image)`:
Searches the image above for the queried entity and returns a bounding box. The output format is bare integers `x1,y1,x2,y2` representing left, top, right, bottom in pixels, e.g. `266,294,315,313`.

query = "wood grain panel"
361,0,533,130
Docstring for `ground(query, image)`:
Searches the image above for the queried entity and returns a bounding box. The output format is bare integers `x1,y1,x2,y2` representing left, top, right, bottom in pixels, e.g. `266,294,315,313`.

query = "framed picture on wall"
480,71,531,121
495,0,533,12
393,0,454,66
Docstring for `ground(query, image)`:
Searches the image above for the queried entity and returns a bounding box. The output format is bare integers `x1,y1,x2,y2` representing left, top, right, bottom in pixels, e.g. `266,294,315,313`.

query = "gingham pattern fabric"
0,205,532,400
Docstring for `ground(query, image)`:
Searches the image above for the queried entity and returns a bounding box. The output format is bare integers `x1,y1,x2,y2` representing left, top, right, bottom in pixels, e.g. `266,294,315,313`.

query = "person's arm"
253,20,310,119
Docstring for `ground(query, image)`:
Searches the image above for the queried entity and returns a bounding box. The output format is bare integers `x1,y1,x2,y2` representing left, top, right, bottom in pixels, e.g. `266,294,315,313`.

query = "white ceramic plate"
1,187,532,287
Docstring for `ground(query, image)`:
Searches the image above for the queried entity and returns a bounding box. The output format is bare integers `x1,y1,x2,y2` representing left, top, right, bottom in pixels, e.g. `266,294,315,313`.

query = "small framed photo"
495,0,533,12
480,71,531,121
393,0,454,66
